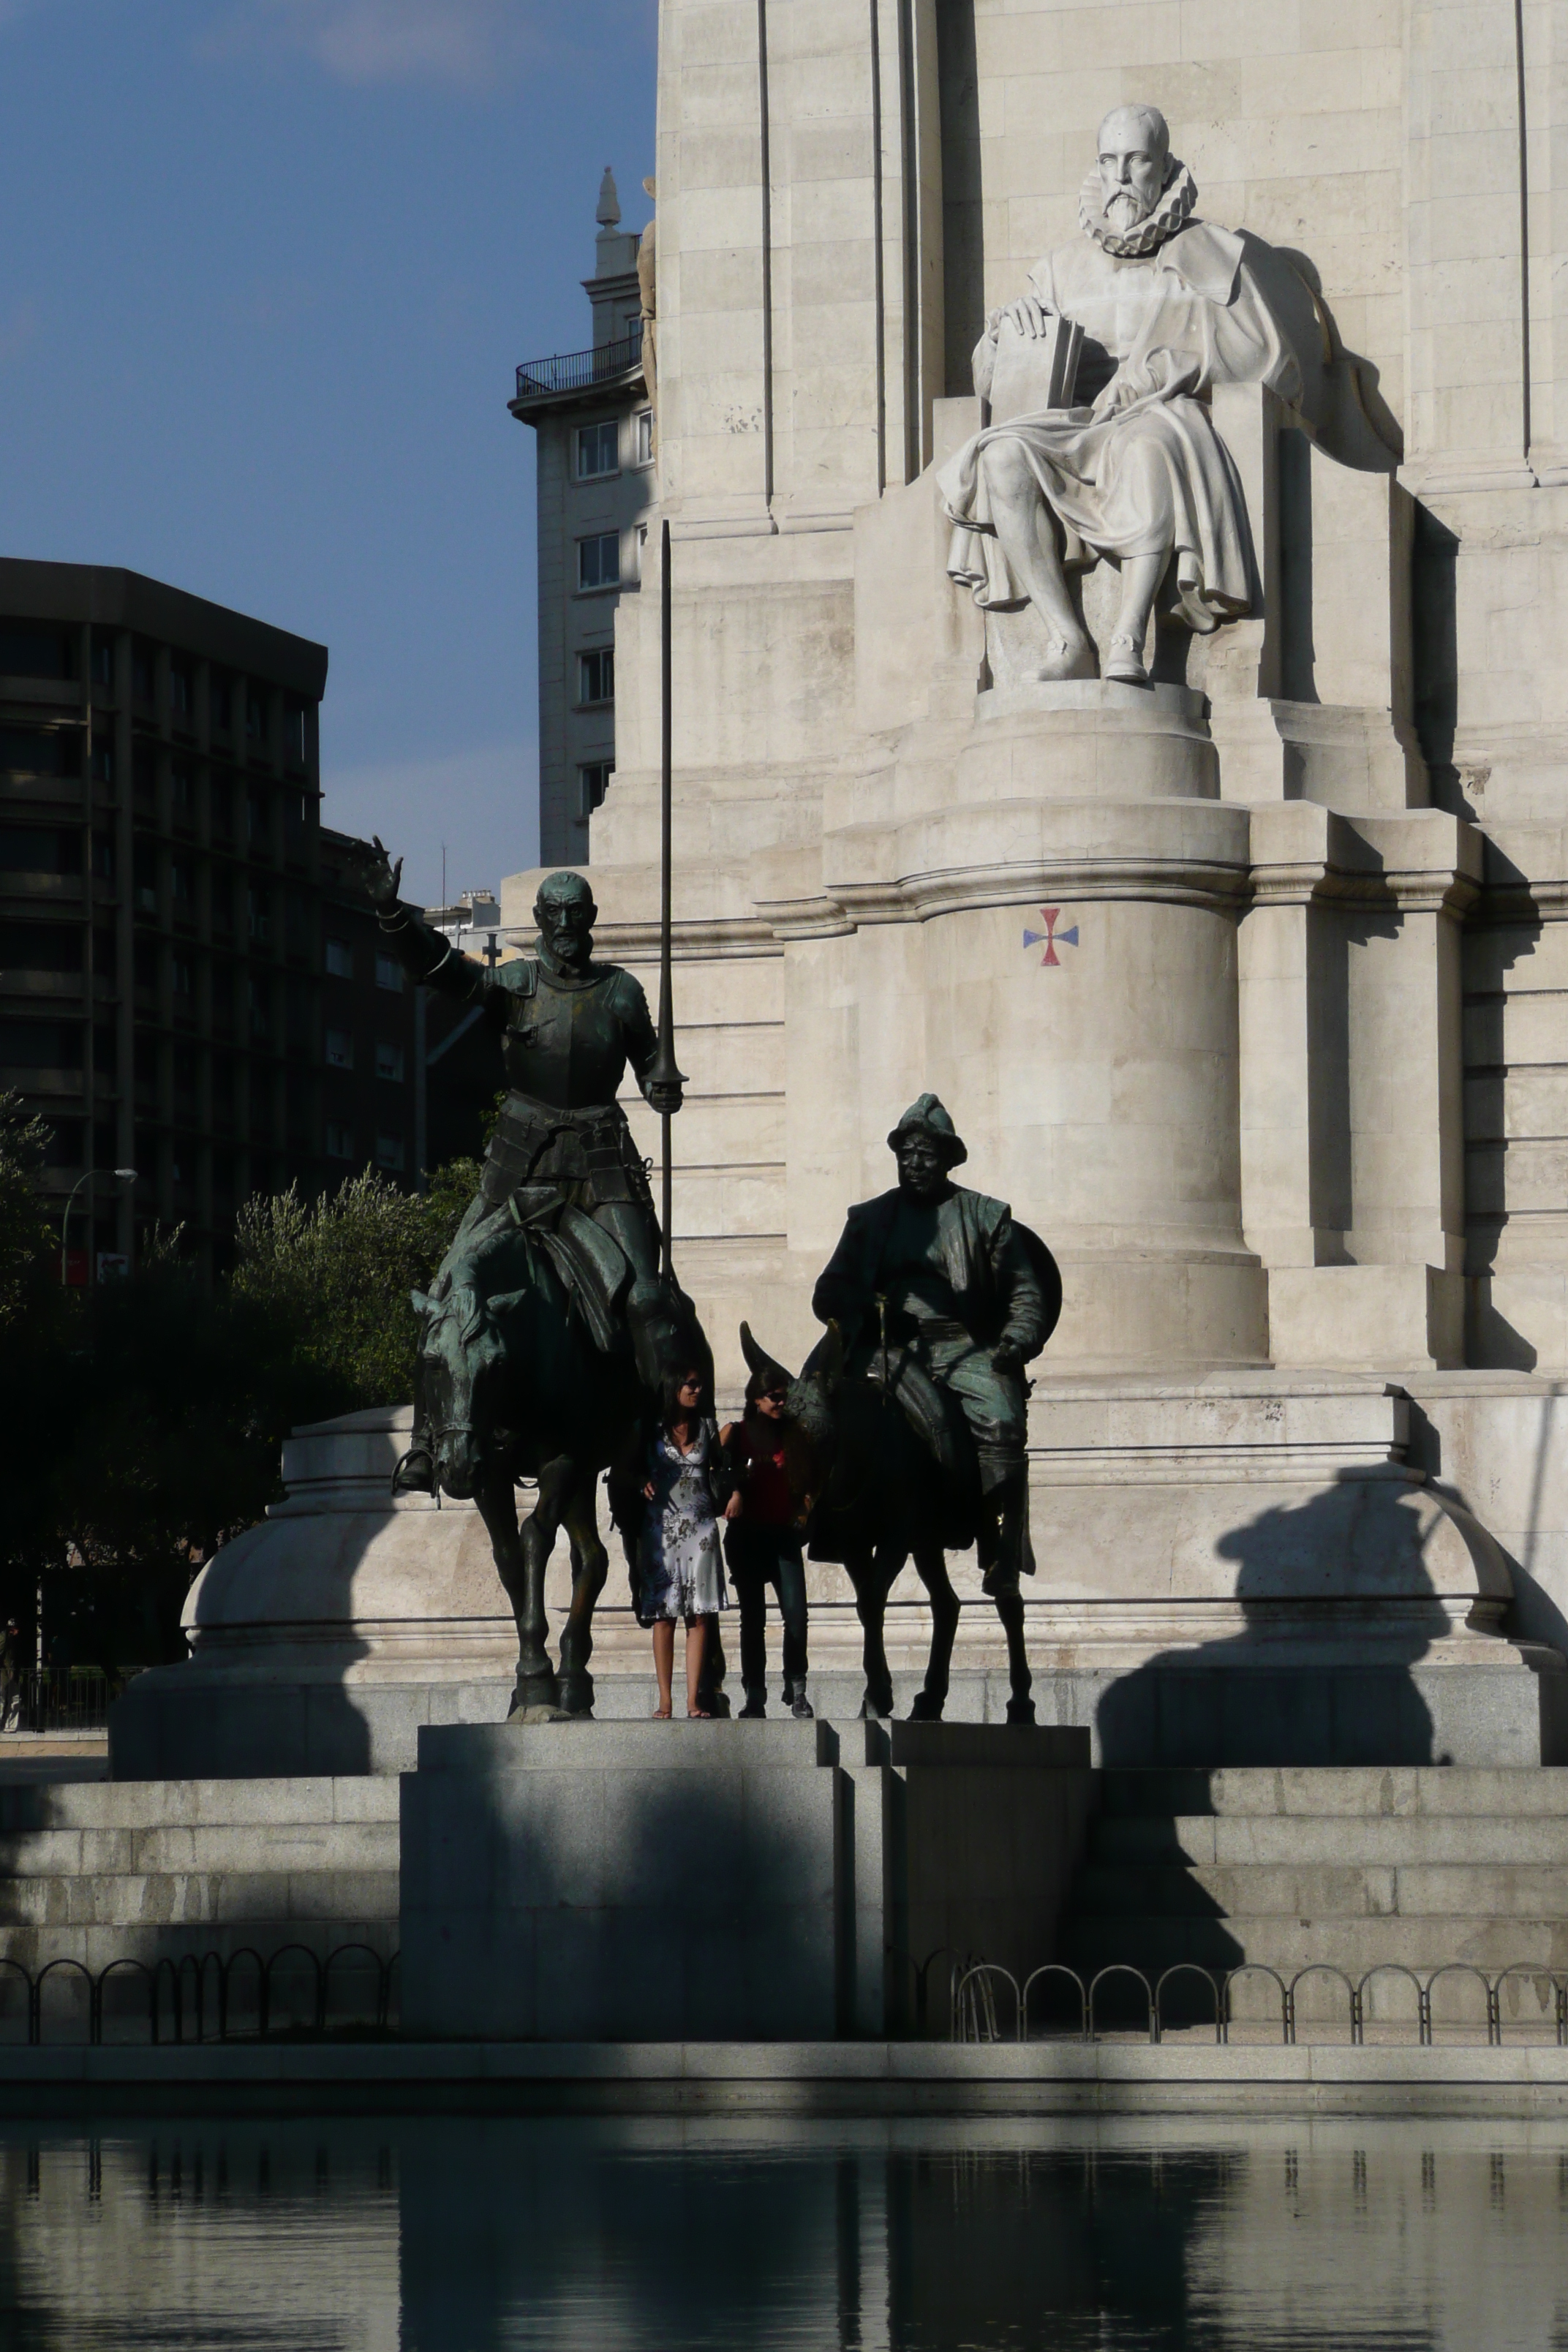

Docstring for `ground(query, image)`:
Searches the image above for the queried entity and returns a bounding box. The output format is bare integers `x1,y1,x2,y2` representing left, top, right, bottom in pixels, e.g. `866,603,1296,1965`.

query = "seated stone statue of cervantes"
938,102,1398,687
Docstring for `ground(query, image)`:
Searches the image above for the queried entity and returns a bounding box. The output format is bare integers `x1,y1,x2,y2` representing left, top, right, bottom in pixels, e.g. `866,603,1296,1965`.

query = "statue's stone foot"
1036,636,1098,683
1006,1693,1038,1725
1103,630,1150,685
908,1688,946,1722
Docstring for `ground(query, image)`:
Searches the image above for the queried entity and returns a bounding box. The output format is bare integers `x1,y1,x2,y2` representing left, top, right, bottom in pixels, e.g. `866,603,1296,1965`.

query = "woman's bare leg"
686,1616,711,1716
652,1620,674,1716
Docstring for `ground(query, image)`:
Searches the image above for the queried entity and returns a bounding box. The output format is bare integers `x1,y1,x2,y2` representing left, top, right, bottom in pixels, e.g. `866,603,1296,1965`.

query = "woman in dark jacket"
720,1361,818,1719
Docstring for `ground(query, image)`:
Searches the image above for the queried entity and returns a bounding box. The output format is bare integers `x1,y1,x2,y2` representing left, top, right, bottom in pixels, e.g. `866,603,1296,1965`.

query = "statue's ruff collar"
1079,159,1198,259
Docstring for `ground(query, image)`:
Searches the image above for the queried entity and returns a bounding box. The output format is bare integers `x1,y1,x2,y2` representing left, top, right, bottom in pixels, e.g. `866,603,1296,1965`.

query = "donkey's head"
739,1317,843,1457
412,1280,524,1499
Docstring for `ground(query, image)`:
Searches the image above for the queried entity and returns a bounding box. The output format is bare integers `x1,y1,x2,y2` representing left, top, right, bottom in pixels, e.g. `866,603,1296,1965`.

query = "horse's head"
412,1281,524,1499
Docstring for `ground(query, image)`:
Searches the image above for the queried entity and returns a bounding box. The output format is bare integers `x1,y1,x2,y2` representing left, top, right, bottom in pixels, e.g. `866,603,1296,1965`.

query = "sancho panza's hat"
886,1092,968,1168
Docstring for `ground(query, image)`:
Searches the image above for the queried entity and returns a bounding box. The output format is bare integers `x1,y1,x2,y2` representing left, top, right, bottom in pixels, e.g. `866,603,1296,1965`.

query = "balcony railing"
515,324,644,402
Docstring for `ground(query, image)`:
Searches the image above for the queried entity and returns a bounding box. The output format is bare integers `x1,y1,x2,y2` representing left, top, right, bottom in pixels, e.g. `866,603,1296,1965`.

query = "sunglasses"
761,1390,788,1404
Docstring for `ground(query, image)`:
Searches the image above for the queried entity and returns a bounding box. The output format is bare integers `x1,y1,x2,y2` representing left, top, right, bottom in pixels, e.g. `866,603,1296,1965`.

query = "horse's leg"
908,1542,960,1721
557,1470,609,1719
994,1580,1036,1724
502,1455,572,1714
850,1543,897,1720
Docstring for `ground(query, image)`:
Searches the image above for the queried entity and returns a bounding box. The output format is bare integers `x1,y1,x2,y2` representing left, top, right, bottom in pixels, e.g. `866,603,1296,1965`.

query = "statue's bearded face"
535,879,595,970
1096,108,1169,227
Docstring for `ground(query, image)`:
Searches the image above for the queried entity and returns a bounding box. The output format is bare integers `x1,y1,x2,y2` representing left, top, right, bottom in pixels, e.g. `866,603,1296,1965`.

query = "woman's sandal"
687,1708,712,1719
653,1705,672,1719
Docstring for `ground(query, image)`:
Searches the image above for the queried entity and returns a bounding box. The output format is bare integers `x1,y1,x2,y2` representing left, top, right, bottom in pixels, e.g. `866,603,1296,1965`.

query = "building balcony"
512,325,644,412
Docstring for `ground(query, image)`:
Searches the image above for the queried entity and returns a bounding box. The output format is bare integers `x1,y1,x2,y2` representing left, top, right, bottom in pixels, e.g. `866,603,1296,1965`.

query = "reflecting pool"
1,2114,1567,2349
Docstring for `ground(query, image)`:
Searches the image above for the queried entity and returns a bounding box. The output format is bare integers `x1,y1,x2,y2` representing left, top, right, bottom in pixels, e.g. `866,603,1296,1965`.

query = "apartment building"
510,167,655,865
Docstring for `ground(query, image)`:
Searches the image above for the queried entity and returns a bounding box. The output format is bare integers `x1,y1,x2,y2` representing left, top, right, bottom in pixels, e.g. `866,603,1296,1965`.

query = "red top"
733,1419,794,1526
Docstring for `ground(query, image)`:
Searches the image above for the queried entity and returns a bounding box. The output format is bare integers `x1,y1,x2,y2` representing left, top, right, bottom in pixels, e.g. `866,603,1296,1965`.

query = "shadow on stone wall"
106,1506,380,1779
1095,1476,1445,1768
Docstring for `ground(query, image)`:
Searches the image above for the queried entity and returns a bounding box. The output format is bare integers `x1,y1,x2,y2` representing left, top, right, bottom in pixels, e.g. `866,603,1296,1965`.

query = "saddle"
508,1189,630,1357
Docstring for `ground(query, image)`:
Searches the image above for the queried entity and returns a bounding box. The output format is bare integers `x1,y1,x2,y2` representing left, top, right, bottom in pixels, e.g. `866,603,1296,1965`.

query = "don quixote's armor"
373,880,696,1492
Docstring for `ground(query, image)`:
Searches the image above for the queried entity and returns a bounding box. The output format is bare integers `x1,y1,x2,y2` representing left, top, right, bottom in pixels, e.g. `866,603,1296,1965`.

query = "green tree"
0,1089,55,1329
230,1166,472,1411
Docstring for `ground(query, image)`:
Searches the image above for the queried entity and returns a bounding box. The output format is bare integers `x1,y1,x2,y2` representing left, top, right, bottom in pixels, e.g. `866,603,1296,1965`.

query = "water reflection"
1,2115,1566,2349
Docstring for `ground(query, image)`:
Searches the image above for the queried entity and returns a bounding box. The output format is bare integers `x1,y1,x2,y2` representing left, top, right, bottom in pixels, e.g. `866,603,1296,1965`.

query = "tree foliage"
0,1138,482,1663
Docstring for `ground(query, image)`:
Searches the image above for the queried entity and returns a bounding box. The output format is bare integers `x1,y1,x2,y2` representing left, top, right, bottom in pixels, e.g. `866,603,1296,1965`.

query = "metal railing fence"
0,1943,399,2046
515,326,644,401
948,1958,1568,2048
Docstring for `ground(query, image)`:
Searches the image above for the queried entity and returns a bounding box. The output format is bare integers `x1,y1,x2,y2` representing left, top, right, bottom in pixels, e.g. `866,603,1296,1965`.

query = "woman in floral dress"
639,1368,739,1717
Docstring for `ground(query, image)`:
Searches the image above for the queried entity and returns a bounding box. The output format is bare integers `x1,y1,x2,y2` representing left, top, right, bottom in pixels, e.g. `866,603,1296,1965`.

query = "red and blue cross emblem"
1022,908,1079,967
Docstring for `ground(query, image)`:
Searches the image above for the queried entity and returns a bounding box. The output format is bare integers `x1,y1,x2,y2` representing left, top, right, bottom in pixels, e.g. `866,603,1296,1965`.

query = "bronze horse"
747,1321,1045,1723
408,1207,656,1718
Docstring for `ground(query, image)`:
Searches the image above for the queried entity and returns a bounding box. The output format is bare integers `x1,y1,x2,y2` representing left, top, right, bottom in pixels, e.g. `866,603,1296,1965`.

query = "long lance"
648,516,685,1286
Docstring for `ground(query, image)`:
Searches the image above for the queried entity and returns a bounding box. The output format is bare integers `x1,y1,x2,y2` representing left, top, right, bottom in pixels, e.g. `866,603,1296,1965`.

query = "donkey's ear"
410,1289,430,1318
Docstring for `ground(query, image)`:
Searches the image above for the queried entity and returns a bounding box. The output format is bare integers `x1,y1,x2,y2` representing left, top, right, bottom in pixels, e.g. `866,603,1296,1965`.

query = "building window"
172,953,195,998
636,410,653,466
325,1121,355,1161
578,648,614,706
2,728,79,779
578,764,611,818
284,701,308,767
374,951,404,992
578,532,620,592
246,690,268,747
91,632,114,690
211,675,233,734
0,625,73,681
576,419,619,479
325,1028,354,1070
325,935,353,979
171,761,195,821
248,887,270,943
375,1041,405,1084
90,736,114,785
169,660,193,720
249,975,271,1039
376,1131,405,1172
171,858,194,906
131,642,156,705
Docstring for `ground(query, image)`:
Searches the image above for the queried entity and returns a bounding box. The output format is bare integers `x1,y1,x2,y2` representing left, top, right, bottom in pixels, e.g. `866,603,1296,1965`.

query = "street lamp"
60,1165,137,1288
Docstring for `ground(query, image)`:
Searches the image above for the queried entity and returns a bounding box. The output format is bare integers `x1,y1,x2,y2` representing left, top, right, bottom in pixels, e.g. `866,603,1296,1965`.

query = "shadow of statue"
1091,1471,1496,1768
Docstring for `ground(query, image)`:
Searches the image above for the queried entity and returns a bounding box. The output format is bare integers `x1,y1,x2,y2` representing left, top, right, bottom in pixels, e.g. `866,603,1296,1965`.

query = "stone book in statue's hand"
987,312,1085,426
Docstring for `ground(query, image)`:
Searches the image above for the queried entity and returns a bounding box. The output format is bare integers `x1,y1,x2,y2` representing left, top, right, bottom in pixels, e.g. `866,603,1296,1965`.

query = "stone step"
1097,1767,1568,1819
0,1776,400,1832
1087,1812,1568,1866
1071,1859,1568,1920
1059,1912,1568,1977
0,1866,400,1931
0,1823,399,1878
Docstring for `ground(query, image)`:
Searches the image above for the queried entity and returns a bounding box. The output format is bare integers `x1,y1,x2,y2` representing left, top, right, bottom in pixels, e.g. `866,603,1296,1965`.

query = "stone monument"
494,10,1568,1765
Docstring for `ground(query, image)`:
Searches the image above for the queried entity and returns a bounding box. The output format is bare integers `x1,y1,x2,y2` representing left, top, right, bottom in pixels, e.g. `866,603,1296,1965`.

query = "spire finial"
596,166,621,230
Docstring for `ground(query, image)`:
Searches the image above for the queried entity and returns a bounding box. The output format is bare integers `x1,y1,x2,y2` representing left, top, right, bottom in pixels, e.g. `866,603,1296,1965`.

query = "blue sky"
0,0,656,902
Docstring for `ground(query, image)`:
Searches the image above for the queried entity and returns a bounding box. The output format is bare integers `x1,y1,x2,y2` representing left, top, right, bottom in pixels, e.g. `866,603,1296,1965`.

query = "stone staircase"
1057,1768,1568,2029
0,1776,400,1975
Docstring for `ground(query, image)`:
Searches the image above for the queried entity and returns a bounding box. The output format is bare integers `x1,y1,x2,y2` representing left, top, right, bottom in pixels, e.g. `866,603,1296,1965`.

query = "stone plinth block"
399,1719,1094,2041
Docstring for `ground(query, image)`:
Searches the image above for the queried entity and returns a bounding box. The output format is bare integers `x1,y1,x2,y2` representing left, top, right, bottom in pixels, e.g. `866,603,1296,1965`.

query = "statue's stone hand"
992,1341,1025,1376
353,834,403,911
997,294,1050,342
647,1079,683,1117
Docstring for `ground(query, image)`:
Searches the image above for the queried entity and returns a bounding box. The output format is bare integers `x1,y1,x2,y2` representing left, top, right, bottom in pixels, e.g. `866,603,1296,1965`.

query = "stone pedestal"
399,1719,1093,2040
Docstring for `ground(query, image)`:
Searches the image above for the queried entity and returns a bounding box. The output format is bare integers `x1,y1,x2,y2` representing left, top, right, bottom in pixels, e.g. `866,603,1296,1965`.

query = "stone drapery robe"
938,222,1304,625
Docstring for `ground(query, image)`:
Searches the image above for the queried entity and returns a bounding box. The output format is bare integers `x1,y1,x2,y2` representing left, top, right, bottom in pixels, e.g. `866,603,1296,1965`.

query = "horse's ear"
487,1288,528,1319
740,1319,795,1387
410,1289,429,1319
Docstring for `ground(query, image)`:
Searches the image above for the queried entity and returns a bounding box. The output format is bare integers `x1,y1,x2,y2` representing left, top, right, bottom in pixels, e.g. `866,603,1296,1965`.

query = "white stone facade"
489,2,1568,1752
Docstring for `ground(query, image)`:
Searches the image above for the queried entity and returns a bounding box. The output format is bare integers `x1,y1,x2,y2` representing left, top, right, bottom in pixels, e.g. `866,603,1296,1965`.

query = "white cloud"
211,0,543,88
